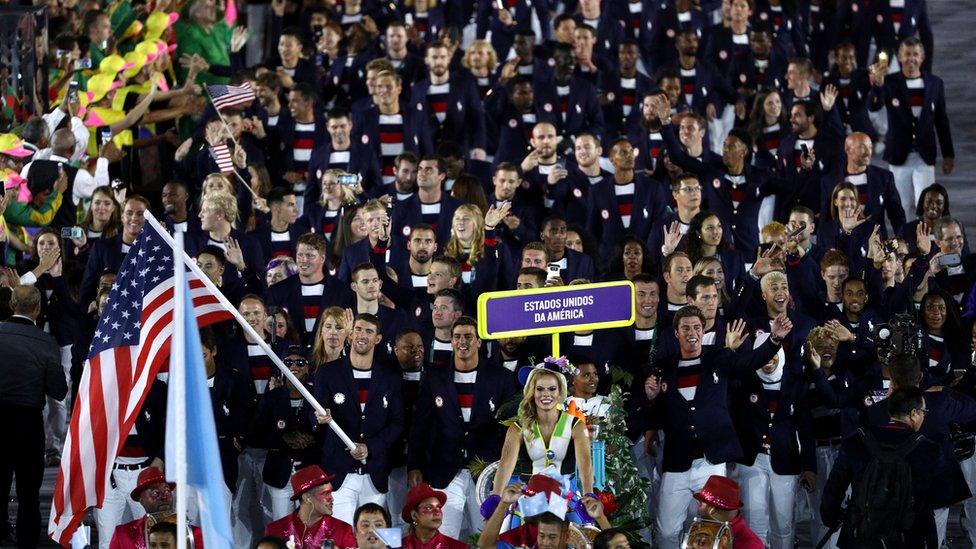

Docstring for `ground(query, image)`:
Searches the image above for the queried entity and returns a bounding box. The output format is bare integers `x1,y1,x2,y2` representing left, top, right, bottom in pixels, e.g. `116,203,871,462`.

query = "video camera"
872,313,923,364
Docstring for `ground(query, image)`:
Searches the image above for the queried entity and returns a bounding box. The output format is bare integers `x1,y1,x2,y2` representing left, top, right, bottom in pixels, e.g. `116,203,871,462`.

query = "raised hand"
725,318,748,350
485,201,511,228
662,221,682,255
771,314,794,342
820,84,838,111
916,221,932,256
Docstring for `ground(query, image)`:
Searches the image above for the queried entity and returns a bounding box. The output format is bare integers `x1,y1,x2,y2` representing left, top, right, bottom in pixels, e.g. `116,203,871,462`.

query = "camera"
939,252,962,268
337,173,361,187
74,58,92,71
61,227,83,240
872,313,923,363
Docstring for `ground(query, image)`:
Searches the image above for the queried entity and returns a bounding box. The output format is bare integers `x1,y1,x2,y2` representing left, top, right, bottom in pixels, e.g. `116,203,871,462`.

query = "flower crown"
543,356,580,377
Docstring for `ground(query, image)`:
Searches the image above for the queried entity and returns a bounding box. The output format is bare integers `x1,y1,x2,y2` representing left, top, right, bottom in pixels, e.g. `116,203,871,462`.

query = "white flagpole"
145,211,363,458
173,229,189,549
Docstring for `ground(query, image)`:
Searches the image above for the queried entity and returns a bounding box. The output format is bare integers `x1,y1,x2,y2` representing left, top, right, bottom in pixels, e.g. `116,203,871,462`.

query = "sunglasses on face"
284,358,309,368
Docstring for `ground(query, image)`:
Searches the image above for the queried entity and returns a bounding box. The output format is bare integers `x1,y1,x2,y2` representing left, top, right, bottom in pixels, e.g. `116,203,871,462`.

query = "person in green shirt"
174,0,234,86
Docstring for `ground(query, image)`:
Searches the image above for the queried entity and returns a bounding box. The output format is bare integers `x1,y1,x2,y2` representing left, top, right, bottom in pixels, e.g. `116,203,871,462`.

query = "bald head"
844,132,872,169
10,285,42,319
51,128,76,157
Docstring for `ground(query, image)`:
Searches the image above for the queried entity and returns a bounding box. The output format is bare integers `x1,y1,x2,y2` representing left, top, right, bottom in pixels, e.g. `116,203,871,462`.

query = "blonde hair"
202,173,234,196
462,40,498,72
444,204,486,266
202,190,239,226
760,270,788,294
320,169,360,205
517,369,569,434
760,221,787,243
311,306,349,364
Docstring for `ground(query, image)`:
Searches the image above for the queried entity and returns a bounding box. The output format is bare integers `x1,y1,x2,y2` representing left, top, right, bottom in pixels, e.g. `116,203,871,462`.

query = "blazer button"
361,414,366,420
731,224,737,230
690,406,696,412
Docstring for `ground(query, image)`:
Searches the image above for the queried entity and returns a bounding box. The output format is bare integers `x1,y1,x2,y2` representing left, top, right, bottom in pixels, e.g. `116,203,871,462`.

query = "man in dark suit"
407,316,519,539
868,37,953,221
313,314,403,525
821,387,946,548
0,286,67,547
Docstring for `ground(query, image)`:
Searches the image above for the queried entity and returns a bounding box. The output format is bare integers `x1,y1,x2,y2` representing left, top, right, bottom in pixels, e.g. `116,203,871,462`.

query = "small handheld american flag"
210,143,234,174
207,83,255,111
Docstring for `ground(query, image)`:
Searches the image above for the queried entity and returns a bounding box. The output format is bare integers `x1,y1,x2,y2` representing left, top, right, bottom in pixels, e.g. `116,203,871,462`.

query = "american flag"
207,83,255,111
48,219,233,546
210,143,234,174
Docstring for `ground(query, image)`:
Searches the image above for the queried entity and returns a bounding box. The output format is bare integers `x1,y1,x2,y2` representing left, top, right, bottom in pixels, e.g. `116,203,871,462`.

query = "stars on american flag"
90,228,194,356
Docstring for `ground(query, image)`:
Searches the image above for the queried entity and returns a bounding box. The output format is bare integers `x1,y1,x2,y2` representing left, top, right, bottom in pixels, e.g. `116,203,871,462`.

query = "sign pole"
551,333,559,358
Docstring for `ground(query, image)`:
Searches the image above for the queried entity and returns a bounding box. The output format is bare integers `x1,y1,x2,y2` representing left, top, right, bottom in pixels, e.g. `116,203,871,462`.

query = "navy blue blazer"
488,101,560,165
351,100,435,160
868,72,954,166
248,223,306,265
409,74,487,152
732,360,815,475
631,341,782,472
266,274,353,345
819,164,905,238
821,422,942,548
304,140,383,203
313,357,403,492
661,124,771,256
209,366,254,489
275,112,329,174
586,174,667,260
252,384,320,489
80,235,129,307
184,229,267,287
533,76,605,145
389,193,461,252
863,388,976,509
407,362,520,489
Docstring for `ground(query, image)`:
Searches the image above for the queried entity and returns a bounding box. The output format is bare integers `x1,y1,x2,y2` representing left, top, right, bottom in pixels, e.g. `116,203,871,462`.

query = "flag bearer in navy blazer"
867,37,954,222
634,305,792,549
313,314,404,525
407,317,520,539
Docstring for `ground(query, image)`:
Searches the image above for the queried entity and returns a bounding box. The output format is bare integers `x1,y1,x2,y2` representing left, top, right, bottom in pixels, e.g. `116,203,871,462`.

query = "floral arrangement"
543,355,580,377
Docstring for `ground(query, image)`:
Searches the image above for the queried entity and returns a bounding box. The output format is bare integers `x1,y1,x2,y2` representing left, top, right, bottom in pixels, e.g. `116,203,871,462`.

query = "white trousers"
94,466,145,549
332,473,387,525
656,458,727,549
267,482,296,521
739,453,797,549
43,345,72,454
439,469,482,540
387,466,409,528
959,454,976,547
809,444,841,549
889,152,935,222
232,448,270,549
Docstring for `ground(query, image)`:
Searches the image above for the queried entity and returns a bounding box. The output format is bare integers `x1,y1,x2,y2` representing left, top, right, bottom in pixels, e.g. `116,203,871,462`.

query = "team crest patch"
334,393,346,405
362,135,369,144
891,98,900,107
749,394,759,404
713,178,721,189
740,73,747,83
417,103,424,111
760,12,768,20
509,119,518,128
435,396,444,408
666,28,675,38
601,209,610,220
606,91,615,101
403,225,411,236
876,14,883,23
719,50,728,60
573,188,583,198
277,420,287,429
544,103,553,112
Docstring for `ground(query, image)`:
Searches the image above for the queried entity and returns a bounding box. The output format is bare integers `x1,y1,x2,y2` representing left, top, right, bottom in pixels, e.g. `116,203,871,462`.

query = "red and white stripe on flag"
48,221,232,546
211,143,234,174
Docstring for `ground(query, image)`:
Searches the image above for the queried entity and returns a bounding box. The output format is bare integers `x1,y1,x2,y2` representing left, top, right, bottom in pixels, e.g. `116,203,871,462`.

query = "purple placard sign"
477,281,635,339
